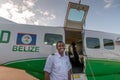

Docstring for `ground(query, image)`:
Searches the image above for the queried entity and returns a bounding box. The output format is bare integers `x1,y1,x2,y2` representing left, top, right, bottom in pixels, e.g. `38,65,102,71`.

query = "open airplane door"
64,2,89,80
64,2,89,30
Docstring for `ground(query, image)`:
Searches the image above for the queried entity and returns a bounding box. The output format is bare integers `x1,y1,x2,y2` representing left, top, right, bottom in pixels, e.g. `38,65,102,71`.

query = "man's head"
56,41,65,55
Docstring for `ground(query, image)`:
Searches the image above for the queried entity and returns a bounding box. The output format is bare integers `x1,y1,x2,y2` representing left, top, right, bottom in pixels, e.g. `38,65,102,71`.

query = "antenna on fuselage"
79,0,81,4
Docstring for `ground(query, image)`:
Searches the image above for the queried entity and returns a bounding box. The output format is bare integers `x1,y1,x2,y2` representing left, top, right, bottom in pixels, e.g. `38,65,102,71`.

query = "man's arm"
44,55,53,80
44,71,50,80
68,70,71,80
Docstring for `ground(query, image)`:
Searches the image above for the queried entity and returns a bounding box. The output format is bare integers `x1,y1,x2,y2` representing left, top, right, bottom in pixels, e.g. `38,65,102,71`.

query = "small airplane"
0,1,120,80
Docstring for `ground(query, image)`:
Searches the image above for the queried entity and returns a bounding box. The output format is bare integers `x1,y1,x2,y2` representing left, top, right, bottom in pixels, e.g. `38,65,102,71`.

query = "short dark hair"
56,41,64,48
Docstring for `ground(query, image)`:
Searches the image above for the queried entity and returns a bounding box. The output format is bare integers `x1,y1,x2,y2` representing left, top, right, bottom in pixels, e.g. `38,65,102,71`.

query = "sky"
0,0,120,34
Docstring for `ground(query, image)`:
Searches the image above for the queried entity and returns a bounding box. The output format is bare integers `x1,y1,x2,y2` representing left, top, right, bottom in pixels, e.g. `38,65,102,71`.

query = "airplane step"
71,73,87,80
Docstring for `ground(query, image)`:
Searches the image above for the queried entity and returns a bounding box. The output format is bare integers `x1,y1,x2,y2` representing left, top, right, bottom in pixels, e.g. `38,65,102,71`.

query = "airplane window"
86,37,100,49
44,33,63,46
68,8,84,22
103,39,114,49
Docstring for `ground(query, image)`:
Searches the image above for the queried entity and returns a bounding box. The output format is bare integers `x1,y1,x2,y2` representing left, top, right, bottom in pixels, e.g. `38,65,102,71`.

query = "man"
44,41,72,80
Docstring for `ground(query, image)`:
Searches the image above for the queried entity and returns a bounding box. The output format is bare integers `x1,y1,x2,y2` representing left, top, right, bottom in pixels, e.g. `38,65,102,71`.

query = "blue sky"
0,0,120,34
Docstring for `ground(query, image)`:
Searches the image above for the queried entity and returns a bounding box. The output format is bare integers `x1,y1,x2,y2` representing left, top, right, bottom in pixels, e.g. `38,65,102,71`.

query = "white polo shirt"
44,52,72,80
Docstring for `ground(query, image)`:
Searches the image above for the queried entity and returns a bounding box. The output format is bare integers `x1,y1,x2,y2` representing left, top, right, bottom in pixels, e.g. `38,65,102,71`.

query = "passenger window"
103,39,114,49
86,37,100,49
44,33,63,46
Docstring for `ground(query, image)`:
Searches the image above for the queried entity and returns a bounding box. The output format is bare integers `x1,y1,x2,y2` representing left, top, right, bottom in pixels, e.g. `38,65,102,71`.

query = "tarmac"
0,66,38,80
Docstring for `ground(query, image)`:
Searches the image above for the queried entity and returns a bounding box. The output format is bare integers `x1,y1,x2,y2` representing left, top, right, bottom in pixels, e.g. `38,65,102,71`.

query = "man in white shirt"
44,41,72,80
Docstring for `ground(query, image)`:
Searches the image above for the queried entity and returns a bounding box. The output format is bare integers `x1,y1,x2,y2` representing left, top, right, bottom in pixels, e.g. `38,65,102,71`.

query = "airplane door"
64,2,89,30
64,2,89,80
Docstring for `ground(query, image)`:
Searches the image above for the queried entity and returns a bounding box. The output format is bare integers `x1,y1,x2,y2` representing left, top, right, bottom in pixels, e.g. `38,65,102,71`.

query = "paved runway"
0,66,38,80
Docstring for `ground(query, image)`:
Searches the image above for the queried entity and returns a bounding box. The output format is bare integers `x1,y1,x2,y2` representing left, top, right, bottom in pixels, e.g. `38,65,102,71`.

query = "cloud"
0,0,56,26
0,0,36,24
104,0,113,8
34,9,56,25
104,0,120,9
23,0,35,8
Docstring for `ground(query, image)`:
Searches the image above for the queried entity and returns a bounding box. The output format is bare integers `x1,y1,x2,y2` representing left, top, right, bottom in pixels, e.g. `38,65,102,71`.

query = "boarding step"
71,73,87,80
